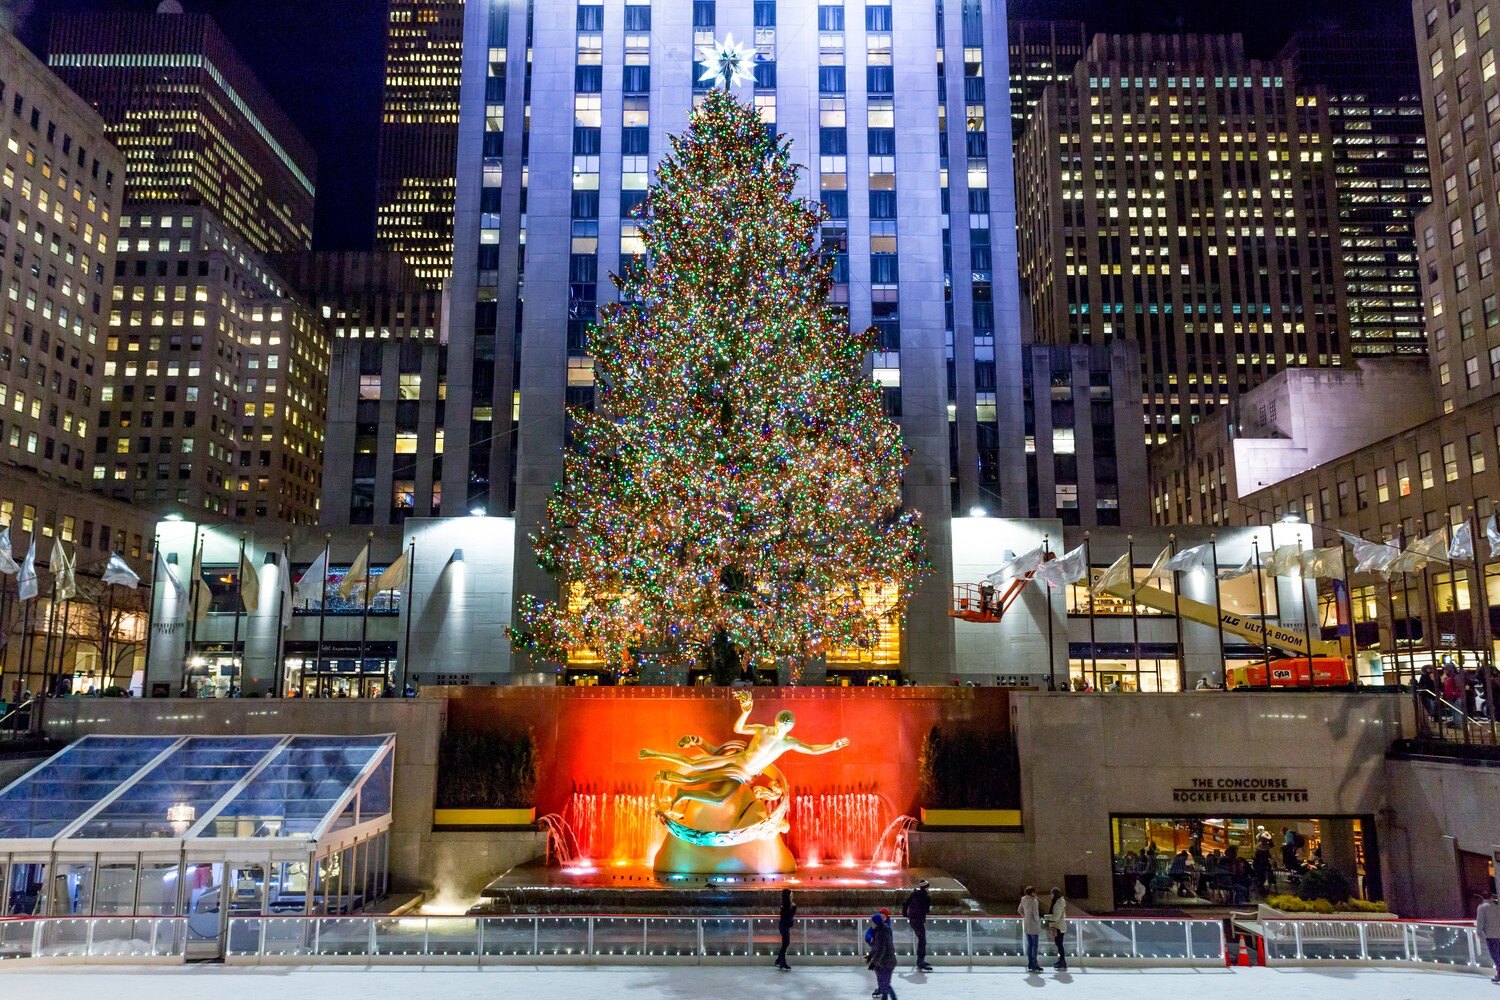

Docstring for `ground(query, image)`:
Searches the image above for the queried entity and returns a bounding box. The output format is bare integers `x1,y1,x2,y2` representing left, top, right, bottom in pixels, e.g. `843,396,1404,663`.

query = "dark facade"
1007,19,1086,149
47,9,317,254
376,0,465,289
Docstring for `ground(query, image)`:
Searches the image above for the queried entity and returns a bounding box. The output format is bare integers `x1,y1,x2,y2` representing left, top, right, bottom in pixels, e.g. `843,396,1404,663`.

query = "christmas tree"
510,89,926,679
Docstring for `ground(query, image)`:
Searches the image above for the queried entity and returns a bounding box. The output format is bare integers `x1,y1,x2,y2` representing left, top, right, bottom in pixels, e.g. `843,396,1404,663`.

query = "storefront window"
1069,657,1181,692
1110,815,1377,910
136,860,180,915
93,855,140,915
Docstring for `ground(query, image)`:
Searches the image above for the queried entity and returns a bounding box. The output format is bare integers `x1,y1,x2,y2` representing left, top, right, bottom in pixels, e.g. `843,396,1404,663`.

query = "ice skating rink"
0,965,1494,999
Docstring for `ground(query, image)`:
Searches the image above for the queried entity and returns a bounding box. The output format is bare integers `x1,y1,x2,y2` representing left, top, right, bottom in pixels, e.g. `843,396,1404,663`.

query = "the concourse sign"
1171,775,1311,805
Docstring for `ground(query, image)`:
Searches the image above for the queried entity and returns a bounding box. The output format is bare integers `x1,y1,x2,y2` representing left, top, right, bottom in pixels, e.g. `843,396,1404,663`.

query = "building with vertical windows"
376,0,466,288
1017,34,1350,446
1278,28,1432,358
100,207,328,523
1007,19,1085,149
278,251,444,525
47,5,317,255
444,0,1026,680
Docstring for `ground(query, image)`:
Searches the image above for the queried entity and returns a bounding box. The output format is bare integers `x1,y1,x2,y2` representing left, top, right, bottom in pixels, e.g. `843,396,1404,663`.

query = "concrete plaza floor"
0,965,1494,999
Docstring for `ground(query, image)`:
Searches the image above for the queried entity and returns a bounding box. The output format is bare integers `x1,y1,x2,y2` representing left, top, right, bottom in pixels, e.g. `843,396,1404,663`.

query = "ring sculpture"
638,689,850,874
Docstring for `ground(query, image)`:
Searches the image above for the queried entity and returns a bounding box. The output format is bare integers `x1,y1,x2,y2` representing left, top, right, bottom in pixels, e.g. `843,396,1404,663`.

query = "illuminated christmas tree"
511,89,926,680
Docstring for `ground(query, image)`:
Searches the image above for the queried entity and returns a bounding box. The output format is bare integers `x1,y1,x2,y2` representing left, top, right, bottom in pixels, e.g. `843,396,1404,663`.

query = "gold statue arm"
790,736,852,756
731,689,759,736
678,734,732,755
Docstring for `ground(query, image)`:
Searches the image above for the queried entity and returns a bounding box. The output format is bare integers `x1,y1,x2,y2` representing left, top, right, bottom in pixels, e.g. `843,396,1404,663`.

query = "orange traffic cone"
1256,935,1267,966
1236,936,1252,967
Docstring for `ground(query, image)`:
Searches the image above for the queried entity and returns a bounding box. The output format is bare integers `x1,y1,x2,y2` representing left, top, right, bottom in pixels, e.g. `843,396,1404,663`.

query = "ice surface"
0,965,1493,1000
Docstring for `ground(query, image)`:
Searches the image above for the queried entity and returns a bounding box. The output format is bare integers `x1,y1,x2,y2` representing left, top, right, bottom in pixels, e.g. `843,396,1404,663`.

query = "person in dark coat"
902,879,933,971
866,913,898,1000
774,888,796,970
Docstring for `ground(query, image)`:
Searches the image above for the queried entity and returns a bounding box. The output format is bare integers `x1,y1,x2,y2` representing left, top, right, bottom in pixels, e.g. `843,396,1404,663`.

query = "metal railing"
0,917,186,963
1261,918,1493,973
223,914,1225,967
0,698,35,739
1415,691,1499,746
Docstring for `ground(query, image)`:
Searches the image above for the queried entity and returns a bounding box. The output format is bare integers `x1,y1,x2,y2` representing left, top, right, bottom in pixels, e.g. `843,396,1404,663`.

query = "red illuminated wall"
443,686,1011,817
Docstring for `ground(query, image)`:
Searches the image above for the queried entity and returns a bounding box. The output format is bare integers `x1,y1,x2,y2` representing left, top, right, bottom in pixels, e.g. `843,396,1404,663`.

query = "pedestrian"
902,878,934,971
1019,884,1043,973
1044,887,1068,971
1478,890,1500,983
774,888,796,970
866,912,898,1000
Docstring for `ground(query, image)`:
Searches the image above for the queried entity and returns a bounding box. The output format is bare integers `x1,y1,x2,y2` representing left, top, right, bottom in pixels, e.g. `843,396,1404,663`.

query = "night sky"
10,0,1417,250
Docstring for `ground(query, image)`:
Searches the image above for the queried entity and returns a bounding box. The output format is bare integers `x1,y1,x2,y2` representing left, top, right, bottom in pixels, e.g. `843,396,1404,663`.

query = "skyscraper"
376,0,466,288
445,0,1026,679
48,5,317,254
1017,34,1349,445
1007,19,1085,149
1279,28,1432,358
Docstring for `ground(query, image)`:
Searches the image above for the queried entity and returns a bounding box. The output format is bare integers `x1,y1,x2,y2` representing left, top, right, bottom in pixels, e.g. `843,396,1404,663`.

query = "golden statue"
639,689,850,874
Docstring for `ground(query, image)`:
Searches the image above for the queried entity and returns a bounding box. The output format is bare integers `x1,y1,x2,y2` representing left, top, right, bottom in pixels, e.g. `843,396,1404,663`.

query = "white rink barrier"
0,917,187,964
1260,918,1494,974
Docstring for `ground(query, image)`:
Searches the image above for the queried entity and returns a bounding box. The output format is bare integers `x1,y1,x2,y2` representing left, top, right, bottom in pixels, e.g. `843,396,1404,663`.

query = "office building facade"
1007,19,1085,149
1018,34,1350,446
377,0,466,287
48,7,317,254
444,0,1027,678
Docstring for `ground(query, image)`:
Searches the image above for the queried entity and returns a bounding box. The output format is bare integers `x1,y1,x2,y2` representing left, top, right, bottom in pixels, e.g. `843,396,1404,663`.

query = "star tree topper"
698,33,757,89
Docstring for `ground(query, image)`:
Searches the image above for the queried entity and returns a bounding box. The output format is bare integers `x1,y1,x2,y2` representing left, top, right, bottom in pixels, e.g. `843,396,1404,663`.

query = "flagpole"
1339,541,1358,673
314,532,330,698
1084,532,1098,688
182,525,204,696
1420,543,1441,687
1252,536,1272,689
1297,538,1316,690
0,573,10,691
1209,535,1227,684
18,597,31,702
357,532,373,698
1470,507,1498,741
1169,533,1184,688
101,579,115,689
231,534,246,696
143,533,160,696
399,537,416,694
273,535,289,698
1042,535,1055,691
54,578,72,694
1384,575,1401,688
40,540,58,701
1127,535,1141,687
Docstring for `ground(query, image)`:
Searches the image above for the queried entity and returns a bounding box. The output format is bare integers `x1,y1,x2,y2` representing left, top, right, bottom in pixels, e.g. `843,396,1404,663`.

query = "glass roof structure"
0,734,395,856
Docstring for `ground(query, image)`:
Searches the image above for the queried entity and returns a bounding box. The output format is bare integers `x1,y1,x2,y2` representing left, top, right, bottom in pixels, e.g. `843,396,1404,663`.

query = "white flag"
1449,521,1475,561
372,548,410,594
156,548,185,602
101,553,140,589
294,548,328,608
1299,546,1345,581
1487,514,1500,558
239,549,261,613
280,541,294,628
50,539,76,601
1164,542,1214,576
0,527,19,575
337,544,371,600
1136,545,1174,593
985,546,1045,585
1394,527,1449,574
1264,544,1304,578
1033,544,1087,589
1217,555,1254,581
1339,531,1400,575
16,536,38,601
1090,551,1132,597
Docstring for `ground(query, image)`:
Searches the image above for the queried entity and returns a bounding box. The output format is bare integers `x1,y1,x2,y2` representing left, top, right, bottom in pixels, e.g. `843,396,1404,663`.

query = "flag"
1299,546,1345,580
1487,514,1500,558
156,548,185,602
1264,544,1304,577
985,546,1045,585
0,527,19,575
1450,521,1475,561
280,540,294,628
1090,551,1132,597
337,543,370,600
1165,542,1214,576
1136,545,1175,593
1393,527,1449,574
49,539,76,601
1339,531,1400,576
372,548,410,594
16,536,37,601
101,553,140,589
295,548,328,608
1033,544,1087,589
1217,555,1254,581
189,544,211,623
239,549,261,613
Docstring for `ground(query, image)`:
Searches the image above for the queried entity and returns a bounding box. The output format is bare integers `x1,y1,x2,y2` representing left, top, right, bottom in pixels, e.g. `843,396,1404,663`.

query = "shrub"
436,728,538,809
1298,866,1352,905
1342,898,1390,913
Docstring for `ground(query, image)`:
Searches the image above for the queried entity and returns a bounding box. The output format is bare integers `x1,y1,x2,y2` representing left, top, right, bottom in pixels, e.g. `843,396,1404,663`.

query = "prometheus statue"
639,689,850,874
